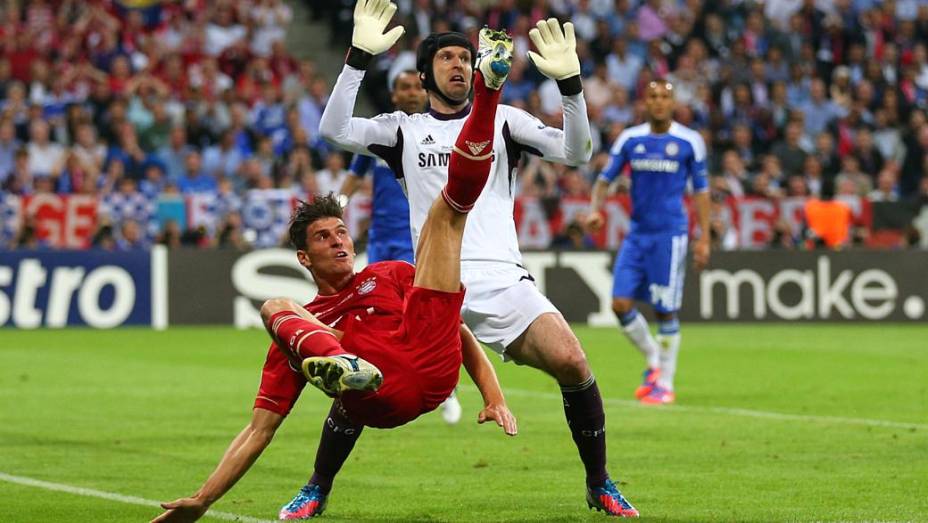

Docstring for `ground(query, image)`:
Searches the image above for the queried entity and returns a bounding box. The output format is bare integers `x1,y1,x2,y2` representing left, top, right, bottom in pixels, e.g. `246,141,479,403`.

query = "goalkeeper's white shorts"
460,261,559,359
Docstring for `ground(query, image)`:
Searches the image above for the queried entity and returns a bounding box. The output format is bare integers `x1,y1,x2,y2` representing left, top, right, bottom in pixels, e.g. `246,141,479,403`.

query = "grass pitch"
1,325,926,522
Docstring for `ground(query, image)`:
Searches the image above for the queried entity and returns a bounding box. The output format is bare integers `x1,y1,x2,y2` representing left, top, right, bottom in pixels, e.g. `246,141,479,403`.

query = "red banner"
516,195,871,250
21,195,99,249
0,193,871,250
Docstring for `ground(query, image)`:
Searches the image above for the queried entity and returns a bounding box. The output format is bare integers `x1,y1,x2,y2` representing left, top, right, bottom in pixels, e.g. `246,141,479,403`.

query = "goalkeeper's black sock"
561,376,610,488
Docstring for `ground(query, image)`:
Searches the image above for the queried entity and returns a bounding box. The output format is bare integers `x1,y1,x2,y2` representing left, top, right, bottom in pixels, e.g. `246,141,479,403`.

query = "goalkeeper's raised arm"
319,0,406,155
507,19,592,167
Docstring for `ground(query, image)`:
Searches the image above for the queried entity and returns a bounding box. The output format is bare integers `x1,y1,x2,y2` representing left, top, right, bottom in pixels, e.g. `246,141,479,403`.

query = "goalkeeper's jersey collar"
428,103,471,120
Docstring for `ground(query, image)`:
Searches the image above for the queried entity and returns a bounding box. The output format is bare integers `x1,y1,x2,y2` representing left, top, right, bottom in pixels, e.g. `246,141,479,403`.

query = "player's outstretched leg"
438,29,511,215
261,299,383,396
302,356,383,396
279,401,362,520
477,27,514,90
414,30,510,292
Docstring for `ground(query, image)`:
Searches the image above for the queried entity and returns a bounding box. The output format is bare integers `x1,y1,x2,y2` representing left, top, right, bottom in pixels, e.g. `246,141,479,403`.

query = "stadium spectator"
177,151,216,194
315,152,349,197
26,119,64,178
0,118,19,182
869,168,901,202
804,181,853,249
901,123,928,197
771,121,808,176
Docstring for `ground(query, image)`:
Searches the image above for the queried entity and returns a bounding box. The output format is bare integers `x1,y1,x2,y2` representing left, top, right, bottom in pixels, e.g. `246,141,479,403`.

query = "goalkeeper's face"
431,46,473,103
645,81,675,124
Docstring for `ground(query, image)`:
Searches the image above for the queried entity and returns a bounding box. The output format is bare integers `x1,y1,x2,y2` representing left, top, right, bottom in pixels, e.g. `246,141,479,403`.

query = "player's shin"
656,317,681,391
268,311,346,360
560,375,609,488
617,309,661,369
441,71,501,213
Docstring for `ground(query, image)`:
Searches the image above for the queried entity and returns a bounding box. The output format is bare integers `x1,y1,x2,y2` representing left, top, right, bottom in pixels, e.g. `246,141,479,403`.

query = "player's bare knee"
553,345,591,385
612,298,632,315
260,298,296,326
542,328,590,384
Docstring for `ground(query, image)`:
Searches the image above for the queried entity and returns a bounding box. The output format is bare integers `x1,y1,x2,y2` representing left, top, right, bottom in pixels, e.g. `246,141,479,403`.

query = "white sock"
656,333,681,390
620,312,661,368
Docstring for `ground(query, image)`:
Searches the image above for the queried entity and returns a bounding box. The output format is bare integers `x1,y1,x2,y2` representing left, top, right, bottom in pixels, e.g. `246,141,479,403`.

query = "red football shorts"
338,286,465,428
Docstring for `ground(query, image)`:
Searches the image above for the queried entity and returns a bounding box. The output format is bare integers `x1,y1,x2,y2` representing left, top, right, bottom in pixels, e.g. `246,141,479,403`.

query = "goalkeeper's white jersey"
321,65,592,268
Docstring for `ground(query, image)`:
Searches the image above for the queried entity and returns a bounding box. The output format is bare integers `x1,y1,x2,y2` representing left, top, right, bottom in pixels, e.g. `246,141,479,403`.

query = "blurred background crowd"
2,0,928,252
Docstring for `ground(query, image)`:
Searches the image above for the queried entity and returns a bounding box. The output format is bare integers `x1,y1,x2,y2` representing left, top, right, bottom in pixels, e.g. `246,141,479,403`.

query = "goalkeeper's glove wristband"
556,75,583,96
346,46,374,70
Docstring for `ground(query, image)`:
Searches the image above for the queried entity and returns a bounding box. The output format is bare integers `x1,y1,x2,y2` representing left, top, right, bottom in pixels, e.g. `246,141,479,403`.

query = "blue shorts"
612,231,689,314
367,239,415,264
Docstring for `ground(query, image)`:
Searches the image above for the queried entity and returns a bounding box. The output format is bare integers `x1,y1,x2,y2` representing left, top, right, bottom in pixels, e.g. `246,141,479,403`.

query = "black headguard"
416,32,477,106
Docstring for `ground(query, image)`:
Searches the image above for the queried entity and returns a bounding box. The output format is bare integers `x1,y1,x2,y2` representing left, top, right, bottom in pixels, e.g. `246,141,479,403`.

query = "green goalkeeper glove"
352,0,405,56
527,18,581,81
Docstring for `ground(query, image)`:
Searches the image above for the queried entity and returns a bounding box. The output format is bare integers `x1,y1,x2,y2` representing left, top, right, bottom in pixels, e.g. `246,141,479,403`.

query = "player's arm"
339,154,372,202
151,408,284,523
511,19,592,166
585,136,629,232
689,135,711,270
692,191,710,270
460,324,517,436
319,0,405,155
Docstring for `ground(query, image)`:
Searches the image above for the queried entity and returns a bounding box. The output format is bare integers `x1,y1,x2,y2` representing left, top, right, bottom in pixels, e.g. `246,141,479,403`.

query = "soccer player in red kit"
151,26,516,523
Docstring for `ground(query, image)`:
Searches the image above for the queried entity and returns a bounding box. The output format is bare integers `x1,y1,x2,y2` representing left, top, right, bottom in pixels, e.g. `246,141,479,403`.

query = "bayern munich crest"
664,142,679,156
358,277,377,295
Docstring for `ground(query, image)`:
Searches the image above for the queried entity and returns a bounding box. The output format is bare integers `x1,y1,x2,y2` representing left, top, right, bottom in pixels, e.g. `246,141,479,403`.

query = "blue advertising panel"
0,250,152,327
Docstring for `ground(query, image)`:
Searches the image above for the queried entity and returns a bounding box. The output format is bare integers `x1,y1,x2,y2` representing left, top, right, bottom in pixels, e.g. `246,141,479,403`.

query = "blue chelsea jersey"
349,154,412,244
599,121,708,235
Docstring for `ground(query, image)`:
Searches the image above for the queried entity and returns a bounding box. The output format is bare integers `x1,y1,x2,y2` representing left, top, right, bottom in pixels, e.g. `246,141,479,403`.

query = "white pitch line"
0,472,275,523
462,386,927,431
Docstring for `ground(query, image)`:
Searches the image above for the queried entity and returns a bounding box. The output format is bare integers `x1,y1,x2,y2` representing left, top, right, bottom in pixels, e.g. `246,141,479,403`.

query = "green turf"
1,325,926,522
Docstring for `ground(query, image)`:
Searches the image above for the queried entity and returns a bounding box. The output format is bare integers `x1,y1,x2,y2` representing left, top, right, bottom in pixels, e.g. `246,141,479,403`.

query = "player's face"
645,83,675,124
300,217,355,278
392,72,427,114
432,46,473,102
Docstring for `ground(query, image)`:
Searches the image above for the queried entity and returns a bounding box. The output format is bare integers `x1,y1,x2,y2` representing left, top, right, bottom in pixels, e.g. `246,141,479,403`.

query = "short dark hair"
289,194,344,250
392,68,419,91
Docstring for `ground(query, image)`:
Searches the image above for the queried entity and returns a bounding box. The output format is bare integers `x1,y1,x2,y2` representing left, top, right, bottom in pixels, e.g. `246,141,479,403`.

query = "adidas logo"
421,134,435,145
466,140,491,156
634,143,646,154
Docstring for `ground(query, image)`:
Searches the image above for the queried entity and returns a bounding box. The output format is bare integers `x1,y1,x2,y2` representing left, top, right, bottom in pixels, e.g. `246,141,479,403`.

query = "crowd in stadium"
2,0,928,251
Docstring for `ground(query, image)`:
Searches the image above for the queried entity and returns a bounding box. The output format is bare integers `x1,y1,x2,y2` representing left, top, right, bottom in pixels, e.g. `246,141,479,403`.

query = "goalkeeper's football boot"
587,478,639,518
477,27,513,89
640,384,675,405
279,483,327,520
302,354,383,396
633,367,660,400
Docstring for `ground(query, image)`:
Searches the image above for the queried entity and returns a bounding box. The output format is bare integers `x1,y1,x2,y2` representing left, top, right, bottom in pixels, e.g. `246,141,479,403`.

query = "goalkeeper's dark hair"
289,193,344,251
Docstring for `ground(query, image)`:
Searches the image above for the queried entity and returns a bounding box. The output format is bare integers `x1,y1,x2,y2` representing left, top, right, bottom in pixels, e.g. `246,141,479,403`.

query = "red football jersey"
304,261,415,334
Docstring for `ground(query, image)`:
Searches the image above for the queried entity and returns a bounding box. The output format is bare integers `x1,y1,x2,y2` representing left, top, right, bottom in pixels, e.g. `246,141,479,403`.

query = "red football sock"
268,311,346,360
441,71,502,213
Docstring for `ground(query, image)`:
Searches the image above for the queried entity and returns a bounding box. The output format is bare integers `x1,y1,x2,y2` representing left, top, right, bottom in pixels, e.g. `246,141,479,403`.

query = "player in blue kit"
338,69,463,423
586,80,710,405
339,69,422,265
